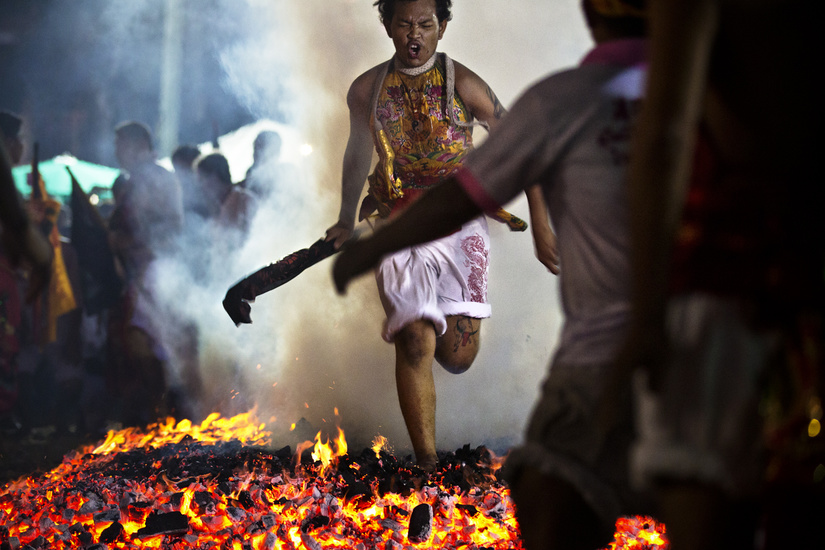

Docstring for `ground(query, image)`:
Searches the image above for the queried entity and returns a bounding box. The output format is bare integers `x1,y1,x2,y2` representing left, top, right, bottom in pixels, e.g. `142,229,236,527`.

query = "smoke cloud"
148,0,593,455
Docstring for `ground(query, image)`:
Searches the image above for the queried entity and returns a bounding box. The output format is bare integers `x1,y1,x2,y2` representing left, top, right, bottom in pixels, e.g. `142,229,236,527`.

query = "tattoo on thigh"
452,316,479,351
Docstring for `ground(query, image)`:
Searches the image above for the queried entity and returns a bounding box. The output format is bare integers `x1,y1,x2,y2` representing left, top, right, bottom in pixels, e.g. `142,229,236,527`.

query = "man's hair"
114,120,154,150
374,0,453,25
0,111,23,140
196,152,232,186
171,144,201,170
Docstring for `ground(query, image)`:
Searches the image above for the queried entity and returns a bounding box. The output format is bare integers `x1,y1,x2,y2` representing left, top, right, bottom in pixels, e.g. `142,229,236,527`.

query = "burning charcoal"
456,503,478,517
300,532,322,550
1,537,19,550
85,545,107,550
246,520,265,537
168,492,185,509
93,507,121,524
407,503,433,543
28,536,46,548
226,506,247,523
118,491,136,508
378,473,414,497
389,505,409,518
200,514,224,530
292,495,313,507
61,508,75,521
194,490,216,511
384,540,403,550
481,492,506,519
301,514,330,532
380,518,404,532
261,514,278,529
79,496,104,515
238,490,255,509
462,524,478,536
135,511,190,537
261,532,278,550
343,480,371,501
99,521,124,544
78,531,93,545
437,492,456,517
37,515,56,533
125,502,152,522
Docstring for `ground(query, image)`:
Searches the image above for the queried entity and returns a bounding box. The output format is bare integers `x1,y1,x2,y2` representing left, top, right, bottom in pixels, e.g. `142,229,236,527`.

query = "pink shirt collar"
581,38,647,67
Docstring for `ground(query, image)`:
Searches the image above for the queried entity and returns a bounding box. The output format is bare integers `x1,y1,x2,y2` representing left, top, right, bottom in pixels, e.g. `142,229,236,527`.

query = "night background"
1,0,268,167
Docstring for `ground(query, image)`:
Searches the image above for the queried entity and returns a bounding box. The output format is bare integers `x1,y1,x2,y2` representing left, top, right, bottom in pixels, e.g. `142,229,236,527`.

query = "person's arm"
525,184,559,274
333,177,480,293
453,61,506,130
326,71,377,249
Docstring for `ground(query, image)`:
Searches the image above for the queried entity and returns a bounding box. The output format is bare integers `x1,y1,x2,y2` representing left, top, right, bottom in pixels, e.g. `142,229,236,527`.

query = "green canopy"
12,154,119,202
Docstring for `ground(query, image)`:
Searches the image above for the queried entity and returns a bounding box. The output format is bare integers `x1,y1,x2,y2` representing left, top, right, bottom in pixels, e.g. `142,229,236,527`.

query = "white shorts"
376,217,491,342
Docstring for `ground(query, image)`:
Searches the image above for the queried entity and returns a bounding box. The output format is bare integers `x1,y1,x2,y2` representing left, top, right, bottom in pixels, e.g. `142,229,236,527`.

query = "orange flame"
0,409,667,550
306,426,348,474
608,515,670,549
372,434,389,458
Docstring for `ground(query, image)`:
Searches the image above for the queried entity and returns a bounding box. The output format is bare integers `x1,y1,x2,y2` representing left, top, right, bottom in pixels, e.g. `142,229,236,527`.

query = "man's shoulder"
451,58,489,92
348,62,390,106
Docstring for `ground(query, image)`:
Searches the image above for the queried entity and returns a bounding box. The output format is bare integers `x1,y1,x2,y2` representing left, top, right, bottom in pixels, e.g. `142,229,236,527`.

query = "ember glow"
0,411,668,549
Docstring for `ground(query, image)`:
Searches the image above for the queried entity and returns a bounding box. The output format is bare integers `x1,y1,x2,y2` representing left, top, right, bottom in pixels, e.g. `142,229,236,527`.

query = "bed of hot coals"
0,411,668,549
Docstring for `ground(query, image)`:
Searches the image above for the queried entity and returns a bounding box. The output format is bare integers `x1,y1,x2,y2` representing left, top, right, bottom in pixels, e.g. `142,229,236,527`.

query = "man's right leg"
394,319,438,472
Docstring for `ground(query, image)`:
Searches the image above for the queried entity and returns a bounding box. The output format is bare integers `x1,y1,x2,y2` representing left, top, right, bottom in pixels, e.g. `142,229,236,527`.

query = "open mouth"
408,42,422,58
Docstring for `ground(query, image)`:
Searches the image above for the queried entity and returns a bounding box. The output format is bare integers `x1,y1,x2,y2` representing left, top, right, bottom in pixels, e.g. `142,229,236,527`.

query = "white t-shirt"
457,39,647,365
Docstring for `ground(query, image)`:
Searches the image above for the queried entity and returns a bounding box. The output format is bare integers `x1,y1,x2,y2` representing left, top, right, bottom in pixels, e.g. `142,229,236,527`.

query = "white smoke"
151,0,593,455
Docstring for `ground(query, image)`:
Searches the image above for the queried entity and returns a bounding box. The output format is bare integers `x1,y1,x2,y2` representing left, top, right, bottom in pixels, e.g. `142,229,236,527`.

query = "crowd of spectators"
0,111,280,440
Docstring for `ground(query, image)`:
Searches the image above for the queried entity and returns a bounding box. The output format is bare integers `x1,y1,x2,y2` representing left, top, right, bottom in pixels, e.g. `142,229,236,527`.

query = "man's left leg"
435,315,481,374
395,320,438,471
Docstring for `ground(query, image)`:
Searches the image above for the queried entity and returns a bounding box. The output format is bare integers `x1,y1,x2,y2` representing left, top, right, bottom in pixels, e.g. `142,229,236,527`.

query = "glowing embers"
0,411,523,549
608,516,669,549
0,410,668,549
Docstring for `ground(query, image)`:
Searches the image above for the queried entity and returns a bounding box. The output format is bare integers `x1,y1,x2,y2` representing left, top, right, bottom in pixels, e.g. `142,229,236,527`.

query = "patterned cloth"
376,217,490,342
363,54,526,231
366,54,473,218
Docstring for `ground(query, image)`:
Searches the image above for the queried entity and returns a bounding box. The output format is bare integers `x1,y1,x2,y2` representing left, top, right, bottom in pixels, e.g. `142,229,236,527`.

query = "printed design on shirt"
461,234,489,303
597,98,642,165
377,80,473,158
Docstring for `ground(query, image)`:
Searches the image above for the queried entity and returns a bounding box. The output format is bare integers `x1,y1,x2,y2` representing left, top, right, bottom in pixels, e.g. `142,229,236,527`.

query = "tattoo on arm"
485,85,506,120
452,316,480,351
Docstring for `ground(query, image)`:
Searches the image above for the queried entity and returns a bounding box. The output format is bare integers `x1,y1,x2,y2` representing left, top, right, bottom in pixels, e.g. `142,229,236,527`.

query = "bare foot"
417,454,438,474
